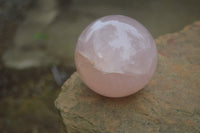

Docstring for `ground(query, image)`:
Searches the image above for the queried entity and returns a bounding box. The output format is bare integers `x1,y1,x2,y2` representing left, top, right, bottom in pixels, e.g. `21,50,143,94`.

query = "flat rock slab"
55,21,200,133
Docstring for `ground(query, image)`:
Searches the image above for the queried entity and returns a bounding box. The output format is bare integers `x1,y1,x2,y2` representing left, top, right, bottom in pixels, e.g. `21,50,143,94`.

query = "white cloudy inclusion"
78,16,155,74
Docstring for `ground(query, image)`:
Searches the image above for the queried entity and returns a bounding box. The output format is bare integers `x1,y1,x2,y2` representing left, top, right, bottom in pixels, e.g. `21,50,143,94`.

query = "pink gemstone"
75,15,157,98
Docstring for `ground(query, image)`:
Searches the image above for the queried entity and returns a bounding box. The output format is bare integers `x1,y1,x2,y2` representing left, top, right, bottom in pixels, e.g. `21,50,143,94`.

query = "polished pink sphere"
75,15,157,98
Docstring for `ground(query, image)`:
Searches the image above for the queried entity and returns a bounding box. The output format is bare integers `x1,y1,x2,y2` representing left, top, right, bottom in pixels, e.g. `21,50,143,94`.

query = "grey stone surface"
55,21,200,133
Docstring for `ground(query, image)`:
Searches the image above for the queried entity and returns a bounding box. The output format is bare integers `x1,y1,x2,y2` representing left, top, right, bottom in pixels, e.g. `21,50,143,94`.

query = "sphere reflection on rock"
75,15,157,98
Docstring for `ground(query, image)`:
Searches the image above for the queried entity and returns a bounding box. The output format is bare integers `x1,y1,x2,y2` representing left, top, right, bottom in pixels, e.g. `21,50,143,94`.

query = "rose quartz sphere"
75,15,157,98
